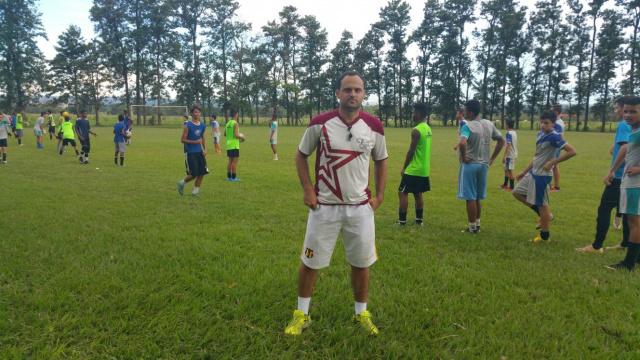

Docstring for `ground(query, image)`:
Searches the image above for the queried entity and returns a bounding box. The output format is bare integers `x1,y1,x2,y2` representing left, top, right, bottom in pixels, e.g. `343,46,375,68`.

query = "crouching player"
606,96,640,270
177,105,208,197
512,110,577,243
75,110,97,164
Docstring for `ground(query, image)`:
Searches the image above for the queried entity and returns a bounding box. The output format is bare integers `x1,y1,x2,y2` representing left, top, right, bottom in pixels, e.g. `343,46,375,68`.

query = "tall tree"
567,0,592,130
594,9,625,131
356,26,385,122
82,40,112,125
49,25,87,116
327,31,355,109
0,0,47,110
618,0,640,95
583,0,608,131
299,15,329,121
90,0,133,113
377,0,411,127
412,0,441,120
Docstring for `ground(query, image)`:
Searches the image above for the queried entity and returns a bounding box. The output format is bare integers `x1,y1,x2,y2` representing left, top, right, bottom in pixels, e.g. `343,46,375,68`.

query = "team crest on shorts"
304,247,314,259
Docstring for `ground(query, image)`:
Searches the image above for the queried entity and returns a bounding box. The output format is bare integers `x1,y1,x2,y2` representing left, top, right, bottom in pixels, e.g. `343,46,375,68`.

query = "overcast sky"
37,0,430,59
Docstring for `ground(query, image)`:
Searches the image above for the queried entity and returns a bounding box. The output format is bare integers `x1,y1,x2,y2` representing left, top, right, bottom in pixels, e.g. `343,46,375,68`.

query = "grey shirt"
532,131,566,176
75,118,91,140
460,119,502,166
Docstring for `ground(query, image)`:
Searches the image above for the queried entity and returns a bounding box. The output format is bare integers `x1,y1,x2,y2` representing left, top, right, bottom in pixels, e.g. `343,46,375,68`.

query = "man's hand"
369,196,383,211
603,171,614,185
626,166,640,175
453,144,459,151
516,172,526,181
303,189,318,210
78,135,85,141
202,149,207,156
543,162,554,172
400,168,405,177
502,157,506,164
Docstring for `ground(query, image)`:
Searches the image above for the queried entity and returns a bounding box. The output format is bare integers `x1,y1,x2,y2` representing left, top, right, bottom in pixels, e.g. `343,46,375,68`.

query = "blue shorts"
620,188,640,215
555,149,561,158
213,136,219,144
457,163,488,200
513,172,552,206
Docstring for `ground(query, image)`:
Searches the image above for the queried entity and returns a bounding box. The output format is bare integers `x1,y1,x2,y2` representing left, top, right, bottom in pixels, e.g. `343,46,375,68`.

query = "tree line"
0,0,638,131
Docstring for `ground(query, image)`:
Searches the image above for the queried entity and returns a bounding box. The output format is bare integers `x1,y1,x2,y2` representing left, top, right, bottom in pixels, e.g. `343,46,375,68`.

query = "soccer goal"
130,105,189,126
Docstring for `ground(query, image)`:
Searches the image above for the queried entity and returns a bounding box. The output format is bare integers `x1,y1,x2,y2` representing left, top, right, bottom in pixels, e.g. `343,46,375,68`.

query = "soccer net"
130,105,189,126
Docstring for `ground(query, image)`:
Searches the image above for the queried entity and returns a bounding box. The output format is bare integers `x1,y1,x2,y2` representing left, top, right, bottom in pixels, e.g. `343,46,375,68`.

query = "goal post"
130,105,189,126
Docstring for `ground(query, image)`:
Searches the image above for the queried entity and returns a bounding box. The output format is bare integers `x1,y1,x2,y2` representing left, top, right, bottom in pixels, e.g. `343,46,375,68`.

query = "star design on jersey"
316,126,363,201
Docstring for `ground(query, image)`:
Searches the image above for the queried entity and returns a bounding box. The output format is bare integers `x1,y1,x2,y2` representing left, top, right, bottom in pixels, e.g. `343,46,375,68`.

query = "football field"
1,124,639,358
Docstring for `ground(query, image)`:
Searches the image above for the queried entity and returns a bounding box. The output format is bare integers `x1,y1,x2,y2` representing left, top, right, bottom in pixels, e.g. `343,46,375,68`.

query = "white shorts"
301,204,377,269
504,158,515,170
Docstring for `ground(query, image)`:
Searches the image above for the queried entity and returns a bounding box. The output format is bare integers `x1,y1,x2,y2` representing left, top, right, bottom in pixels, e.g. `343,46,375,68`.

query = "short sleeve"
371,133,388,161
617,124,631,145
506,133,512,144
460,125,470,138
298,125,321,156
491,124,502,141
554,124,563,134
551,133,566,149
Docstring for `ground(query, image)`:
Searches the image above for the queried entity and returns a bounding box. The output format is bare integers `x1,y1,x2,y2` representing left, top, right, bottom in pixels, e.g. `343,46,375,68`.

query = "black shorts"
57,132,63,140
62,139,77,147
49,126,55,132
0,139,7,147
227,149,240,158
185,152,209,176
80,139,90,149
398,174,430,194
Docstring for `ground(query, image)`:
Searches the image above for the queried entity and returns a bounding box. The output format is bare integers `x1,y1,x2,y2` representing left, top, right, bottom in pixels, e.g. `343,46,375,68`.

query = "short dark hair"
189,104,201,114
336,70,365,90
506,119,515,129
625,96,640,106
464,99,481,118
123,110,128,114
211,114,216,120
47,110,52,114
540,110,557,122
616,96,635,106
60,111,64,115
551,104,562,112
118,114,125,122
40,111,46,116
80,109,87,114
413,103,429,118
230,108,239,118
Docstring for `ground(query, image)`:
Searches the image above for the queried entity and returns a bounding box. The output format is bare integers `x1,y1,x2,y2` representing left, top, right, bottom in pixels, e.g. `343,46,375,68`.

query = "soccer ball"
62,111,69,117
239,133,245,142
125,130,132,138
23,122,30,127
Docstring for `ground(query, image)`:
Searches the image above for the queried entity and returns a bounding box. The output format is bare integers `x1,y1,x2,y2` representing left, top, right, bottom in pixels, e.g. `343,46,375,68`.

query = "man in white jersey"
34,112,45,149
605,96,640,270
285,71,388,336
269,114,278,160
550,104,565,192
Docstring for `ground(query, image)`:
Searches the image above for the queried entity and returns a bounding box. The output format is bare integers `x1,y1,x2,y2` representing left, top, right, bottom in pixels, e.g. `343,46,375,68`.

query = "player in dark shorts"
177,105,208,197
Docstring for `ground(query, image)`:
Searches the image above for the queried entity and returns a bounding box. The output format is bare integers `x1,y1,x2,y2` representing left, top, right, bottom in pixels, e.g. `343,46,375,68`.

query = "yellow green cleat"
531,234,551,244
284,310,311,336
353,311,379,335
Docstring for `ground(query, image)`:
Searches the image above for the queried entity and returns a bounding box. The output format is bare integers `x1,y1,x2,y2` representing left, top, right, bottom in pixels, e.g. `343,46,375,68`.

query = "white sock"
475,218,481,227
355,302,367,315
193,187,199,194
298,296,311,315
469,222,477,230
179,180,186,186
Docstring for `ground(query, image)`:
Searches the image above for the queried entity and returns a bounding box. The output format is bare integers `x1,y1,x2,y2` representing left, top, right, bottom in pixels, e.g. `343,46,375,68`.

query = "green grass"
1,124,639,359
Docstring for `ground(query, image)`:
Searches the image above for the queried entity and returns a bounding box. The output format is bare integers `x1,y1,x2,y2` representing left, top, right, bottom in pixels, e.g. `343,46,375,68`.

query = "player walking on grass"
512,110,577,243
224,108,245,181
577,96,632,254
34,112,45,149
58,116,82,161
114,115,127,166
269,115,278,160
0,112,10,163
15,109,25,146
177,105,208,197
75,110,97,164
456,99,505,233
285,71,388,336
605,96,640,270
46,110,55,140
210,115,221,154
56,111,66,152
394,103,431,226
501,120,518,191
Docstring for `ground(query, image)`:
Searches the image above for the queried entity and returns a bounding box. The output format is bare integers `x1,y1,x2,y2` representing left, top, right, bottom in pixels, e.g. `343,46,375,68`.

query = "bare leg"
194,175,204,187
183,174,195,183
539,205,551,232
298,263,318,298
466,200,477,223
350,265,370,303
553,165,560,188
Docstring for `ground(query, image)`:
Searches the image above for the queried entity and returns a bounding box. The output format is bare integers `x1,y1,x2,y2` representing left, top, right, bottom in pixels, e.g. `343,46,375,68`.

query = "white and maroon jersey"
298,109,388,205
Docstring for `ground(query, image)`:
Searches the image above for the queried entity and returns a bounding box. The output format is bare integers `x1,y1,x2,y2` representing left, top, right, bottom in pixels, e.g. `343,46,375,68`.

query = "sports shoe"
535,215,555,230
284,310,311,336
84,160,89,164
504,186,512,191
613,216,622,230
605,262,633,271
412,220,424,226
499,184,506,189
192,192,200,197
227,177,232,181
550,187,560,192
177,181,184,195
354,311,379,335
2,161,6,164
392,221,406,226
78,157,84,164
606,244,626,250
461,227,478,234
531,234,551,244
576,245,603,254
273,155,278,160
232,178,241,182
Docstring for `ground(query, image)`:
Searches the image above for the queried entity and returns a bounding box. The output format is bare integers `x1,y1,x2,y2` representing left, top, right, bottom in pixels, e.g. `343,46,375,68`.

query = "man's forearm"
373,159,387,200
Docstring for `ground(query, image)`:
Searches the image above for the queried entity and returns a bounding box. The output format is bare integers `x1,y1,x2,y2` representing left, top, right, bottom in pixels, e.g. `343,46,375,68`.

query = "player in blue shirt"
114,115,127,166
177,105,208,197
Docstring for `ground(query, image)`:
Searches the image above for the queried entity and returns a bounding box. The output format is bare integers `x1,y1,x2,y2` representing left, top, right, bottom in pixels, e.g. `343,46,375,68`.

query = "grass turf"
1,123,639,358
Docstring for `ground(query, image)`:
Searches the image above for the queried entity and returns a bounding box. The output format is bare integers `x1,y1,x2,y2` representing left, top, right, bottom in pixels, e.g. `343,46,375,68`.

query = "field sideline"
1,125,639,358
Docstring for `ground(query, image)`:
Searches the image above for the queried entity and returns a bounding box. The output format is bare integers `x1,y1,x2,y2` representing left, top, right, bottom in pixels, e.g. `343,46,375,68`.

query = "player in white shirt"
269,115,278,160
551,104,565,192
285,71,387,336
34,112,45,149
